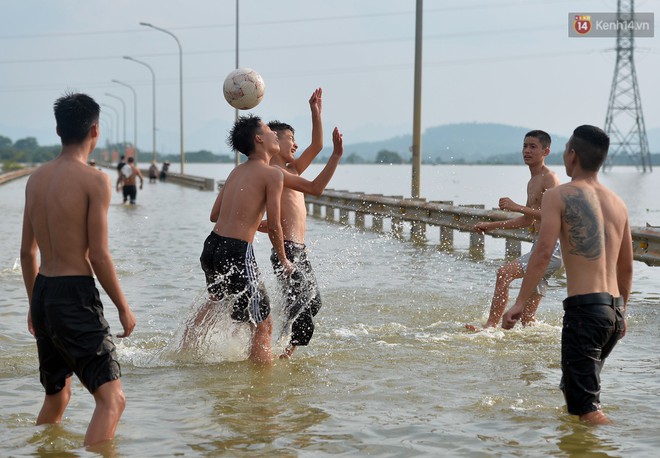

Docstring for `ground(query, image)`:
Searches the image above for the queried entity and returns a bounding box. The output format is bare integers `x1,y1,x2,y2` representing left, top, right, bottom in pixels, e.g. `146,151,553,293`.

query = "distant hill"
330,123,570,163
325,123,660,165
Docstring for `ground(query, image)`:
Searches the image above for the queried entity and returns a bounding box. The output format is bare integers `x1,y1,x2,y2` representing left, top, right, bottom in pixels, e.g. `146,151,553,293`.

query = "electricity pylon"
603,0,652,172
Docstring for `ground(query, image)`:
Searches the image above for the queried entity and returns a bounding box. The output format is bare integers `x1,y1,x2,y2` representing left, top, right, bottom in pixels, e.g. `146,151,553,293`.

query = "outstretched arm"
474,213,534,233
283,127,343,196
291,88,323,174
502,190,562,329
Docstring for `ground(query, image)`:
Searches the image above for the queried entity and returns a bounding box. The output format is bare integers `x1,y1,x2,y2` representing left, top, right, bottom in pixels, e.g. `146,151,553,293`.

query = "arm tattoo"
562,188,603,260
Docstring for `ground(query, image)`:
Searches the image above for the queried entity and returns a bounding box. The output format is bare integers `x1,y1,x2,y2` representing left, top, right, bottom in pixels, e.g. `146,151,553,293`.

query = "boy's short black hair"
228,114,263,156
53,92,100,145
568,125,610,171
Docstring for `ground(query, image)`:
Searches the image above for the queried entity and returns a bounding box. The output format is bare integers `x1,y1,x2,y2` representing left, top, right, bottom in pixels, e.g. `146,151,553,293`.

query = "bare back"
556,181,630,296
23,156,112,276
122,164,143,186
212,159,284,242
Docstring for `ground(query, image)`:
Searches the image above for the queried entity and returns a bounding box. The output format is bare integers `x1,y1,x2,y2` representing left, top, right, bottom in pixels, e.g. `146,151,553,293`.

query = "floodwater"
1,164,658,457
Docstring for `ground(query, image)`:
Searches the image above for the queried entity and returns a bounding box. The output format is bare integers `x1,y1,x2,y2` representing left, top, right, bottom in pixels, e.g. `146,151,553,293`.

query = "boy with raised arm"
20,92,136,447
503,125,633,425
264,88,344,358
466,130,562,330
198,114,294,365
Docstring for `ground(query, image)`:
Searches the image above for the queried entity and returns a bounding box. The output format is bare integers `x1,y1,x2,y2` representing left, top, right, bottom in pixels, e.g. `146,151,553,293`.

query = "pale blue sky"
1,0,658,159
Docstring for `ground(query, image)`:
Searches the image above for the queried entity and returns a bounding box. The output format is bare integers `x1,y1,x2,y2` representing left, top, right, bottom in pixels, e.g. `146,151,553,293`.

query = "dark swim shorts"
30,274,121,395
200,231,271,324
122,184,137,204
560,292,625,416
270,241,322,346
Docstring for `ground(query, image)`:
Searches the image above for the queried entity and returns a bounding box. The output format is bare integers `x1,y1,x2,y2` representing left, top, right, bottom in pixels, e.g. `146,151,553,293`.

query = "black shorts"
560,293,624,416
122,185,137,204
200,232,270,324
30,274,121,395
270,241,322,346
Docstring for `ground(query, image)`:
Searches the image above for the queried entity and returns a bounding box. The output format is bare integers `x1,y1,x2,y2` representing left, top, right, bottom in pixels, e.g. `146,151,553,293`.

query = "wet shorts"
270,241,322,346
122,185,137,204
200,231,270,324
30,274,121,395
560,293,625,416
518,239,562,296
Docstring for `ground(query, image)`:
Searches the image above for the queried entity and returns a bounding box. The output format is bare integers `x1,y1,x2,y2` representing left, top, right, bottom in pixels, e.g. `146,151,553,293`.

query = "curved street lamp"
112,79,138,162
124,56,157,161
105,93,126,149
100,103,120,146
140,22,185,174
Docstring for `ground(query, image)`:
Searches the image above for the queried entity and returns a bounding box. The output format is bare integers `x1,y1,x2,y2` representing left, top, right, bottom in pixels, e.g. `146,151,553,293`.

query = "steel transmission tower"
604,0,652,172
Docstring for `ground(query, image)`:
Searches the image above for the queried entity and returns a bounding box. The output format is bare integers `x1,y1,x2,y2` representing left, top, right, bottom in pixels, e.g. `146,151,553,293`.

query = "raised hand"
309,87,322,117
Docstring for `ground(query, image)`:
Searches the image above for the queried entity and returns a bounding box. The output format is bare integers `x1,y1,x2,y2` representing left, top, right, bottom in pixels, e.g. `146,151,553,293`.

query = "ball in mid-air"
223,68,265,110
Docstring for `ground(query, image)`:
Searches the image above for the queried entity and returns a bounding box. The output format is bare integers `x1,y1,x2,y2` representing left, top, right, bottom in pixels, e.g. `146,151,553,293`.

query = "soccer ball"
223,68,265,110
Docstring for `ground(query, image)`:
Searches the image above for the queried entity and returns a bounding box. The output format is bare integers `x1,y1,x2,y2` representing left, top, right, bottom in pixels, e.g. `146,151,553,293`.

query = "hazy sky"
1,0,658,159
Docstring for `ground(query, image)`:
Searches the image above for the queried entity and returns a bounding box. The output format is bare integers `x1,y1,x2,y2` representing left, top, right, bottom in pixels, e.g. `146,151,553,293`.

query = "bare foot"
580,410,612,425
279,344,297,359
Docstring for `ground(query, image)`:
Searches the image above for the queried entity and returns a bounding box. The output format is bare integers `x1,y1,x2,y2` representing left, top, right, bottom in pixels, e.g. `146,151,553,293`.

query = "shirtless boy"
199,114,294,365
117,156,144,204
266,88,344,358
467,130,561,330
20,92,136,446
503,125,633,425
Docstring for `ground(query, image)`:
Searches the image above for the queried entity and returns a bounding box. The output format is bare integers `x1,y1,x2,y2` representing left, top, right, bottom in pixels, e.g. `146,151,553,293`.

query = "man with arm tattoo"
502,125,633,425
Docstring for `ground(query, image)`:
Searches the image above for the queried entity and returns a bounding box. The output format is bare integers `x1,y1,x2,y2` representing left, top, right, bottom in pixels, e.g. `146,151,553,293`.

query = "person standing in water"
20,92,136,446
117,156,144,205
503,125,633,425
265,88,344,358
198,114,294,365
466,130,562,330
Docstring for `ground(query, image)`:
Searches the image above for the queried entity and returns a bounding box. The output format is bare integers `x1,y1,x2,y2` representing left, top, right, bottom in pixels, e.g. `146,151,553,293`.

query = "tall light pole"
112,79,138,163
140,22,185,174
100,114,114,151
124,56,157,161
101,103,120,146
105,93,127,151
411,0,423,199
234,0,241,167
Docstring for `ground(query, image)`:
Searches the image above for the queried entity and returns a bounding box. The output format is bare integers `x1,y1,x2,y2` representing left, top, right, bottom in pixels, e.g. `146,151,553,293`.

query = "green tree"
14,137,39,151
0,135,12,148
375,149,404,164
344,153,366,164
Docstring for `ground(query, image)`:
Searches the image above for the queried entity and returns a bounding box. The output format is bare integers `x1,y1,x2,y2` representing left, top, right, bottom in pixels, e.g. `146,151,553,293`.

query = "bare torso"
280,164,308,244
25,156,109,276
556,181,629,297
122,164,142,186
212,158,281,242
526,166,559,233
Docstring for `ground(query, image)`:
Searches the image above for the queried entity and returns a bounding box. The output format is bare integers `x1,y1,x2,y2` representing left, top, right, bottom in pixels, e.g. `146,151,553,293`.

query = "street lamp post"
140,22,185,174
100,103,120,146
112,79,138,163
105,93,127,152
123,56,157,161
234,0,240,167
100,114,114,153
